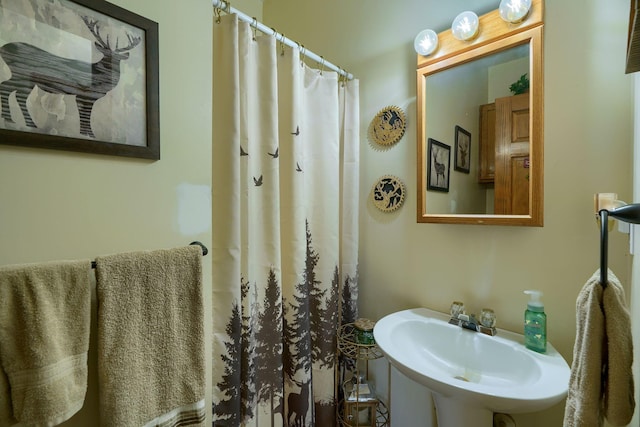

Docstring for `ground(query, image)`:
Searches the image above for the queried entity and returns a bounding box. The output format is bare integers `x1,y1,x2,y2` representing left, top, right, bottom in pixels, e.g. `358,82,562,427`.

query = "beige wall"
0,0,214,424
263,0,634,425
0,0,634,426
233,0,264,20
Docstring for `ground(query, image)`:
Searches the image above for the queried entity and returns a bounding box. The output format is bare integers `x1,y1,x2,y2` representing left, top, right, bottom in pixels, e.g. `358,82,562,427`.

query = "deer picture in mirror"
417,0,544,226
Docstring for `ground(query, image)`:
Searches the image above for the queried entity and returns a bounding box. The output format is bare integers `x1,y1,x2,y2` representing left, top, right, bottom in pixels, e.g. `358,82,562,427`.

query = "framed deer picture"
427,138,450,192
0,0,159,159
454,125,471,173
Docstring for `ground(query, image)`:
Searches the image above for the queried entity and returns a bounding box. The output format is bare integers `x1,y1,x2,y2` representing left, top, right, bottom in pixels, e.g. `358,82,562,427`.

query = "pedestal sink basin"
373,308,570,426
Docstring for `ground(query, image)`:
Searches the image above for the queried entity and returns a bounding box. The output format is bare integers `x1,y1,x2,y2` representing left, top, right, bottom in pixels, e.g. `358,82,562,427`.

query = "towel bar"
598,203,640,287
90,241,208,269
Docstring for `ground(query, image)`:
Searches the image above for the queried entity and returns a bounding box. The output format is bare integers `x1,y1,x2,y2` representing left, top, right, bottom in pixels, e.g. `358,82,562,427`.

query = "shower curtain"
211,14,360,427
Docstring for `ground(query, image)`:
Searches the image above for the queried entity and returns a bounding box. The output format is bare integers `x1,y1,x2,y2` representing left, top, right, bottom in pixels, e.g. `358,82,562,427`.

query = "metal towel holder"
90,241,208,269
598,204,640,287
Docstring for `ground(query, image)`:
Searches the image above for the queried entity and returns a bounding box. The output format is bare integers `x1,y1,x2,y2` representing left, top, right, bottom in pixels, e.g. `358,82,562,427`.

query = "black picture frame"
0,0,159,160
454,125,471,173
427,138,450,192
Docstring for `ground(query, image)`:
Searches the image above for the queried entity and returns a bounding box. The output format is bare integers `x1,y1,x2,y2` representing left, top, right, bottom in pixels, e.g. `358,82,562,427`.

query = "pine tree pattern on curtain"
212,14,360,427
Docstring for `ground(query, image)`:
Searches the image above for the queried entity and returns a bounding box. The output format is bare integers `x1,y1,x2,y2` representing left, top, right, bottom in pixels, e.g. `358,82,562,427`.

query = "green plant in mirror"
509,73,529,95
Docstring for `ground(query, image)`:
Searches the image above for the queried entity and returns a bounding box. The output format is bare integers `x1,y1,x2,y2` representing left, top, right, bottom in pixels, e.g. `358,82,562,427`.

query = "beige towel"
95,246,205,427
563,269,635,427
0,363,16,426
0,260,91,427
602,271,635,424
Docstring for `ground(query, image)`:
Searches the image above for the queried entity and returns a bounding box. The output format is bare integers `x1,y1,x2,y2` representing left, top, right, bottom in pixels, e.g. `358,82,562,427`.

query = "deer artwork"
273,397,284,420
287,379,310,427
432,146,446,186
458,138,469,169
0,15,141,138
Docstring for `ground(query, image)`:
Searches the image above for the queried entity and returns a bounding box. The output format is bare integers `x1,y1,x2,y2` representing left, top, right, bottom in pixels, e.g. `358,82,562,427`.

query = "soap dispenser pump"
524,290,547,353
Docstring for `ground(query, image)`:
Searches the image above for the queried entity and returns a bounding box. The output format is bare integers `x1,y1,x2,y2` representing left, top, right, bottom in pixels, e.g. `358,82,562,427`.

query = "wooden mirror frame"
417,0,544,226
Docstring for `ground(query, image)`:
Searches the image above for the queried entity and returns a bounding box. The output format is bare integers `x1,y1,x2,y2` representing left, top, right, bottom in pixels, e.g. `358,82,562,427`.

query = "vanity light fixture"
414,29,439,56
451,11,479,41
498,0,532,24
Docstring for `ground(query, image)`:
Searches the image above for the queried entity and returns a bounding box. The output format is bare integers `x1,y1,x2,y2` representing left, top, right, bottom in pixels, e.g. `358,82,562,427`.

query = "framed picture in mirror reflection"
427,138,450,192
454,125,471,173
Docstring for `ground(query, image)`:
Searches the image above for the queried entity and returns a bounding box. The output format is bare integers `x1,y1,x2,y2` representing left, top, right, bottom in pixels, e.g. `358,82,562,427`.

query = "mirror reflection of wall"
424,43,529,215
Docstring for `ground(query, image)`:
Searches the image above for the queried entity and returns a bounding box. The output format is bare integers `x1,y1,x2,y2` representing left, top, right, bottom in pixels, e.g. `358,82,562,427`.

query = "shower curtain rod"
212,0,354,80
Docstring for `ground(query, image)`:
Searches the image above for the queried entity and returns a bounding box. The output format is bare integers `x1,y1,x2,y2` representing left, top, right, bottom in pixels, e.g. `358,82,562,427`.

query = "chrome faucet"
448,302,497,336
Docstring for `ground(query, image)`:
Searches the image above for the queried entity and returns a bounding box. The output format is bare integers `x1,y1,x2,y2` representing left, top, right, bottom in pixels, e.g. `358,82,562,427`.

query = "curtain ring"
214,7,222,24
223,0,231,14
251,17,258,41
299,44,305,68
270,27,285,56
319,56,325,75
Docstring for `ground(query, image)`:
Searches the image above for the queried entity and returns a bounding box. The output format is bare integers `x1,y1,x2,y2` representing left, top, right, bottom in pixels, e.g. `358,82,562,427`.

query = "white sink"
373,308,570,426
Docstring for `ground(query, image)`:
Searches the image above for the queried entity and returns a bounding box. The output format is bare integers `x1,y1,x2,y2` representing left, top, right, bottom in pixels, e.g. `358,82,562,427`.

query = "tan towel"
0,260,92,427
563,269,635,427
601,271,635,425
0,369,15,427
95,246,205,427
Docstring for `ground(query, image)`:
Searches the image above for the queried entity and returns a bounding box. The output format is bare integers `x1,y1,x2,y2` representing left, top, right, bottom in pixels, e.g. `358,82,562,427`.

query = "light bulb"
414,29,438,56
499,0,532,24
451,11,479,41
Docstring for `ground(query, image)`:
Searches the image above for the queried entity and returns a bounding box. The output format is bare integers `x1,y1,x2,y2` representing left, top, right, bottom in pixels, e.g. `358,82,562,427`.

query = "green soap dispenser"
524,290,547,353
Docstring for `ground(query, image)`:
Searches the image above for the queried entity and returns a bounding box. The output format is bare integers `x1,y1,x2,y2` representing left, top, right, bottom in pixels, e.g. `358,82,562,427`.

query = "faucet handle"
480,308,496,328
450,301,465,318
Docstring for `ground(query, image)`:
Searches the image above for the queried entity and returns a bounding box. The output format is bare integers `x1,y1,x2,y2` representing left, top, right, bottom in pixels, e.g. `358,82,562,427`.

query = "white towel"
0,260,91,427
95,245,205,427
563,269,635,426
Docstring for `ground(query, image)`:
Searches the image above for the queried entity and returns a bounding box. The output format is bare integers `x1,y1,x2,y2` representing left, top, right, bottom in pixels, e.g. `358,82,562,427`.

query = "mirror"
417,1,544,226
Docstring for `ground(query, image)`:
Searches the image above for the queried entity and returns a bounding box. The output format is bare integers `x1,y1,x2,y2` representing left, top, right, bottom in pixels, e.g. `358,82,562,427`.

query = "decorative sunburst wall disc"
372,175,405,212
368,105,406,146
